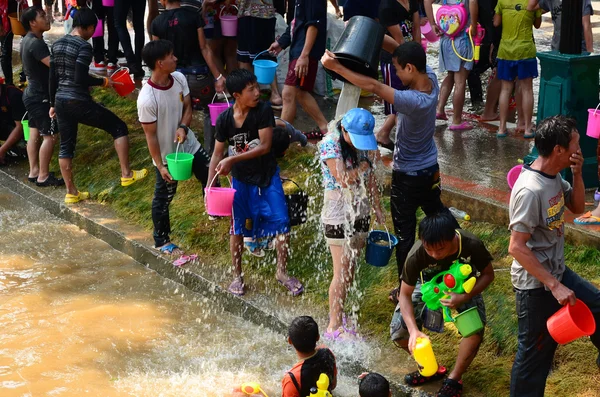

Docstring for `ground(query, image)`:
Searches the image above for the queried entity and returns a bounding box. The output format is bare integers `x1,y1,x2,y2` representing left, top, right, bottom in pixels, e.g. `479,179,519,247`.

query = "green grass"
67,88,600,397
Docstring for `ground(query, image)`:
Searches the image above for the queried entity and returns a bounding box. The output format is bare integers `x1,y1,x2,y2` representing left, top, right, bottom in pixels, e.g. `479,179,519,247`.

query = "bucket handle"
280,178,305,194
21,111,27,123
371,222,392,249
593,103,600,116
211,92,230,106
219,4,238,17
207,172,232,193
253,50,277,62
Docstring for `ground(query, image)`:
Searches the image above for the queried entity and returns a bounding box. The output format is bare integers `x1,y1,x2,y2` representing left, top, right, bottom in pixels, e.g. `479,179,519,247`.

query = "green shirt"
495,0,542,61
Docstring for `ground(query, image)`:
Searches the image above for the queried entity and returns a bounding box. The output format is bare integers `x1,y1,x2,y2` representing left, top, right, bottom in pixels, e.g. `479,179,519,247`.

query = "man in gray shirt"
508,116,600,396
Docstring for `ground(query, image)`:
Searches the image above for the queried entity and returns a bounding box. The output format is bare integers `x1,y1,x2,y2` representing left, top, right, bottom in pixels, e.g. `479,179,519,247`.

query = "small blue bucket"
253,50,278,84
365,229,398,267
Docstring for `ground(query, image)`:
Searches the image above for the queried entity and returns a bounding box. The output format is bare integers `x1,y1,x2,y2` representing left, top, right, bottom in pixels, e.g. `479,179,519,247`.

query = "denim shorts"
497,58,538,81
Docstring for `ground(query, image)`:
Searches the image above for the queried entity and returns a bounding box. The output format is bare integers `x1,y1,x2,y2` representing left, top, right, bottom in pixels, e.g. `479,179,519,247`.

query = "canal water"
0,191,361,396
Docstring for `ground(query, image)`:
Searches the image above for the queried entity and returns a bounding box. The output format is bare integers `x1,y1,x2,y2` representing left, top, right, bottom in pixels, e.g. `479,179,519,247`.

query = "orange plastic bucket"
8,12,26,36
547,299,596,344
110,67,135,96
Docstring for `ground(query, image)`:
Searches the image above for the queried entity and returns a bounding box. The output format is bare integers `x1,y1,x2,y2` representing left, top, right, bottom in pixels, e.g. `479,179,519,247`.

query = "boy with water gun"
390,211,494,397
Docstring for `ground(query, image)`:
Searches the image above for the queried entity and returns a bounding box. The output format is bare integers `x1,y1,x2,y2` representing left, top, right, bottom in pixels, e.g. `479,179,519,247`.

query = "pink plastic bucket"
421,21,439,43
102,0,114,6
208,93,232,126
587,106,600,139
204,175,236,217
92,19,103,38
421,38,428,52
220,6,238,37
507,164,523,190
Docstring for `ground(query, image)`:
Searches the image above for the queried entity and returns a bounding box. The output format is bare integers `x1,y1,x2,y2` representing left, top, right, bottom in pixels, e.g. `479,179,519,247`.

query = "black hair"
534,115,578,157
271,126,290,158
288,316,319,354
393,41,427,73
226,68,257,95
359,373,390,397
418,210,457,246
142,40,174,70
21,6,44,32
338,121,359,168
72,7,98,30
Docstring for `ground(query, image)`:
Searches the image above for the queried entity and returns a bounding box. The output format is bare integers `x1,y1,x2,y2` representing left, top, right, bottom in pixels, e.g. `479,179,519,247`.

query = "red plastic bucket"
204,175,236,217
220,6,238,37
587,105,600,139
547,299,596,344
208,93,232,126
92,19,103,38
111,67,135,96
421,21,439,43
506,164,523,190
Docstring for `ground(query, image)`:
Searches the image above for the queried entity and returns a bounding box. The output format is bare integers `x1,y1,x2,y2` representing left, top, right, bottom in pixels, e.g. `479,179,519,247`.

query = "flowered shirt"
318,132,371,191
237,0,275,19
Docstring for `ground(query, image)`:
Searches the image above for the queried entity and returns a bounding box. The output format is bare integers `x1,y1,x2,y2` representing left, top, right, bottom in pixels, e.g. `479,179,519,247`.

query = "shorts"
26,101,56,136
231,167,290,238
389,282,487,341
236,16,276,63
380,61,407,115
323,217,370,246
497,58,538,81
284,58,319,92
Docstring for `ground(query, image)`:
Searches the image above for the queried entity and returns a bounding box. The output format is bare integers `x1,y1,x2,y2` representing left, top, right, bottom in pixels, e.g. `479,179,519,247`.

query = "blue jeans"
510,267,600,397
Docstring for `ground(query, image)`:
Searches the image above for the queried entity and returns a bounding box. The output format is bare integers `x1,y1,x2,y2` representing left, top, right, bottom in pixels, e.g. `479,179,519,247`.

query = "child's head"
418,210,457,260
359,373,391,397
288,316,319,354
340,108,377,151
226,69,260,108
142,40,177,72
392,41,427,86
271,126,290,158
72,7,98,40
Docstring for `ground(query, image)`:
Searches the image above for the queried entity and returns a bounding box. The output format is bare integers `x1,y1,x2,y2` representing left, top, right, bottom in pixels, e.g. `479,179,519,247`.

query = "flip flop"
155,242,183,256
323,327,344,341
574,211,600,225
497,131,508,138
277,276,304,296
173,254,198,267
244,240,265,258
121,169,148,187
228,277,245,296
448,121,473,131
436,112,448,121
523,129,536,139
64,191,90,204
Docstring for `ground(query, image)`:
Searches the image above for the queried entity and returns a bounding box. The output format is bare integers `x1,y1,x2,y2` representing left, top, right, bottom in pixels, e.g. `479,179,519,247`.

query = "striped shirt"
51,35,95,102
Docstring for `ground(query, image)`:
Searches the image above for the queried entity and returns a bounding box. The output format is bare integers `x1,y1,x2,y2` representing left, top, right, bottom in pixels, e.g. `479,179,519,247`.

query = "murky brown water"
0,191,365,397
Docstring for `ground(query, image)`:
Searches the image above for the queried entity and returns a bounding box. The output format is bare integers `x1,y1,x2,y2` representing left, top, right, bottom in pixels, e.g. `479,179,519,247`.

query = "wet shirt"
0,85,26,125
393,66,439,173
20,32,50,103
151,7,207,68
277,0,327,60
318,131,370,191
215,101,277,187
509,165,572,290
538,0,593,51
281,348,337,397
51,35,97,102
402,230,493,286
494,0,542,61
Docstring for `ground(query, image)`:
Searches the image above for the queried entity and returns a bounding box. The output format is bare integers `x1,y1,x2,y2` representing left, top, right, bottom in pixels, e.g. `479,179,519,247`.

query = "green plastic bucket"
22,120,30,141
454,307,484,337
166,152,194,181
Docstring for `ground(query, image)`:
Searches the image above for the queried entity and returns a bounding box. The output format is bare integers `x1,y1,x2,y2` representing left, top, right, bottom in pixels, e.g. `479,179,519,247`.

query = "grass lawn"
61,88,600,396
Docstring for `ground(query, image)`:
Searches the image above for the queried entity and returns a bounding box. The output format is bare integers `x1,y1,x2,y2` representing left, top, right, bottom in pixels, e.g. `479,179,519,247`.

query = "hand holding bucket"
204,173,236,216
110,67,136,96
208,92,231,126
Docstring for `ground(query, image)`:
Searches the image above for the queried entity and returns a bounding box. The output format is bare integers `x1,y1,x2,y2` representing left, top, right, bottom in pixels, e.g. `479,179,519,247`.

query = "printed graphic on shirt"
546,191,565,235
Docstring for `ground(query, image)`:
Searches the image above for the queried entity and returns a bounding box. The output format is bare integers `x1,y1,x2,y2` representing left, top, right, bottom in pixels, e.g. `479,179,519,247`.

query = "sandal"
388,287,400,305
36,173,65,187
523,129,536,139
303,127,325,140
259,238,275,251
436,378,463,397
173,254,198,267
277,276,304,296
121,169,148,187
448,121,472,131
496,131,508,138
436,112,448,121
155,242,184,256
228,277,245,296
244,240,265,258
323,327,344,341
404,366,447,386
64,191,90,204
574,211,600,225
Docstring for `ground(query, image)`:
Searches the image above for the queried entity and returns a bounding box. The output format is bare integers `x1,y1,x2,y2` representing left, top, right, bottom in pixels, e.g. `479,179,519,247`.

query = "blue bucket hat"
341,108,377,150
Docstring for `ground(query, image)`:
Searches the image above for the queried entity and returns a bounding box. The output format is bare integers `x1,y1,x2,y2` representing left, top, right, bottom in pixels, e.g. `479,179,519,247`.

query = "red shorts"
284,58,319,92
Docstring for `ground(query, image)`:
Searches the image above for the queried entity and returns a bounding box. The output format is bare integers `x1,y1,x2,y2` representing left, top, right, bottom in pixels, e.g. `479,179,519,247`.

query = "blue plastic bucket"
365,229,398,267
253,50,278,85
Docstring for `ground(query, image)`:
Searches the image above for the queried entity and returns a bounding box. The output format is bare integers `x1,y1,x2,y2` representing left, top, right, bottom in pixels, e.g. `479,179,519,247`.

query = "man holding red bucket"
508,116,600,396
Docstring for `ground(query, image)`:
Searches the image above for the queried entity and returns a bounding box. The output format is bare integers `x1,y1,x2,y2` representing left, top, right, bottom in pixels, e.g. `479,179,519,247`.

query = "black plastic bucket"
328,16,385,82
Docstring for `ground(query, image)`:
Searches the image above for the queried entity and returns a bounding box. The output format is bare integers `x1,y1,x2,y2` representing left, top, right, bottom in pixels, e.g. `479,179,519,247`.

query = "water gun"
421,260,477,322
240,382,269,397
309,374,332,397
472,25,486,63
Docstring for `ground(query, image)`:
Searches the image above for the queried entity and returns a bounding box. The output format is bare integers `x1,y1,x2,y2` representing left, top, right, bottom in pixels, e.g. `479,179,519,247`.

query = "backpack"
287,349,336,397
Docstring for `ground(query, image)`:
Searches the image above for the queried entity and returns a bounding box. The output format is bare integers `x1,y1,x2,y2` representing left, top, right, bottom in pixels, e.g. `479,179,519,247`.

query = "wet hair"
142,40,174,70
72,7,98,30
271,126,290,158
226,69,257,95
534,115,578,157
288,316,319,354
393,41,427,73
338,121,359,168
418,211,457,246
359,373,390,397
21,6,44,32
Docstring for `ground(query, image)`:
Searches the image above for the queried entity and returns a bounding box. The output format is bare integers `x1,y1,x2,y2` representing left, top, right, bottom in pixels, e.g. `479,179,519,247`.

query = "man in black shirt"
0,78,25,165
21,6,63,186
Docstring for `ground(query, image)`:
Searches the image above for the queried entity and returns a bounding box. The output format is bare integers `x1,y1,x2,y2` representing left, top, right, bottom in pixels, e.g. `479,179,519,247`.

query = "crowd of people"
0,0,599,396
